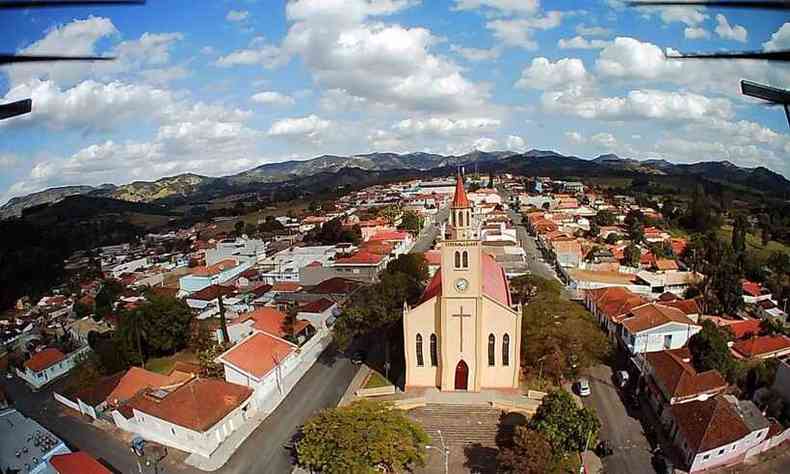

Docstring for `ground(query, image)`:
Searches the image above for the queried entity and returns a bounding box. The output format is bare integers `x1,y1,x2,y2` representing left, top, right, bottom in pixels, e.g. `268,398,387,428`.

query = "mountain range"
3,149,788,219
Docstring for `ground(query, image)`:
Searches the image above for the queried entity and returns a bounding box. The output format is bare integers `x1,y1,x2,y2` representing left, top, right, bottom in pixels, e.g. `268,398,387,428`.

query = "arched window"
488,334,495,366
502,334,510,367
454,251,461,268
416,334,424,367
430,334,438,367
462,251,469,268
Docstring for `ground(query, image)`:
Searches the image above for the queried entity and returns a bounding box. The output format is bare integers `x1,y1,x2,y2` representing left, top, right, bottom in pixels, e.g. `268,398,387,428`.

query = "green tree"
530,390,601,454
138,294,194,356
594,210,616,227
732,215,748,255
623,243,641,268
588,221,600,239
488,170,495,188
497,426,556,474
73,300,92,319
296,400,429,474
198,342,231,378
94,279,124,320
384,253,429,284
234,221,244,236
625,209,645,243
689,320,741,383
399,210,423,234
605,233,622,245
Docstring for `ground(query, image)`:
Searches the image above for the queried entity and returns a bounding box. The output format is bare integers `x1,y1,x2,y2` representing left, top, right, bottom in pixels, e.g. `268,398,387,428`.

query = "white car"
577,378,591,397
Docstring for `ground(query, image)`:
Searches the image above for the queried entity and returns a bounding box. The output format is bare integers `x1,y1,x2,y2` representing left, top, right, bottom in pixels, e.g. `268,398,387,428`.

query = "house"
112,378,253,458
178,259,253,294
584,287,648,338
643,348,727,420
330,250,387,283
223,307,314,344
106,366,192,408
668,395,769,472
205,238,266,266
1,409,70,474
297,298,339,330
66,317,112,346
742,280,772,304
755,299,787,322
368,230,414,256
620,303,701,354
49,452,112,474
732,335,790,360
772,358,790,404
54,371,125,420
17,346,90,390
552,240,582,268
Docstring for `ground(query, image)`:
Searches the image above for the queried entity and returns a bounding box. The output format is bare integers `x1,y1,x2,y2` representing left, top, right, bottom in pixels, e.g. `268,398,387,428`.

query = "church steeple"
450,171,474,241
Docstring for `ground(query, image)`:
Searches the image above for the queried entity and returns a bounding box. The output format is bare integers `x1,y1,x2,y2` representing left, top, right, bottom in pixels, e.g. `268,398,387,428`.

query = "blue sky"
1,0,788,204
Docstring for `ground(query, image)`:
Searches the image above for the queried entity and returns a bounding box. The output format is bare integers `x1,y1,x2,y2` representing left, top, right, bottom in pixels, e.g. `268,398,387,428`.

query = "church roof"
451,172,470,208
416,253,511,307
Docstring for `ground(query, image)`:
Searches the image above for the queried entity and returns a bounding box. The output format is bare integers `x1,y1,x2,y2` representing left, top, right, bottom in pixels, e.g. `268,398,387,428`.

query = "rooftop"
25,348,66,373
1,409,65,473
732,335,790,358
125,378,252,432
670,396,750,453
622,303,697,334
646,348,727,401
299,297,336,314
107,366,191,406
50,452,111,474
218,332,297,379
190,259,238,277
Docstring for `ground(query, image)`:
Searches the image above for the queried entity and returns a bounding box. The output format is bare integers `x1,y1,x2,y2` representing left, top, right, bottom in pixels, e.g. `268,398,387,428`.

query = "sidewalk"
337,363,371,406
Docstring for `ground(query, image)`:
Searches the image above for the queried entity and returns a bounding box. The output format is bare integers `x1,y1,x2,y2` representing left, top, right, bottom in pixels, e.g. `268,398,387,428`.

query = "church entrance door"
454,360,469,390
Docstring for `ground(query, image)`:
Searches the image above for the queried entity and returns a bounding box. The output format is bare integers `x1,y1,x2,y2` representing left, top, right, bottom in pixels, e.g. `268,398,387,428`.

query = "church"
403,174,522,392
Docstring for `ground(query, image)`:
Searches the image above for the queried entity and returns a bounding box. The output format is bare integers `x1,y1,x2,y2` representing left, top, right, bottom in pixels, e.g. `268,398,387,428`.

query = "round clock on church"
455,278,469,292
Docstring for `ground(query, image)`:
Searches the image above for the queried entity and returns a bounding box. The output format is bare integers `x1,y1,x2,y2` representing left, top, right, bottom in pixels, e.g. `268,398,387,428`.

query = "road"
411,207,449,254
506,208,561,282
580,365,655,474
2,345,359,474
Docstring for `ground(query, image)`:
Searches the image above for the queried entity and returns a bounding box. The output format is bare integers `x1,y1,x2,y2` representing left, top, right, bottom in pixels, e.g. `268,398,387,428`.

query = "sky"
0,0,788,204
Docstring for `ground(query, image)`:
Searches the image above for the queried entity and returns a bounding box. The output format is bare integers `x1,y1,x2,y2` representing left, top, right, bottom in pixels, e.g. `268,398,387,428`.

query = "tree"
282,304,298,343
732,215,748,255
588,221,600,239
73,300,92,319
198,342,231,378
594,210,616,227
296,400,429,474
385,253,429,284
530,390,600,454
94,279,124,320
689,320,741,383
399,210,423,235
488,170,495,188
138,294,193,356
605,233,622,245
244,222,257,237
623,243,641,268
234,221,244,236
497,426,556,474
625,209,645,244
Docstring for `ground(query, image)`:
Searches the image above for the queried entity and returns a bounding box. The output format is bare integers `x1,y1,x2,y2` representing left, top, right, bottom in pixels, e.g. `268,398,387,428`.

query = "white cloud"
591,132,617,148
684,27,709,40
450,45,501,61
453,0,540,16
268,115,331,140
287,0,418,24
486,12,563,49
565,131,585,144
542,88,734,122
283,1,490,114
226,10,250,22
5,16,117,87
715,14,747,42
0,154,19,168
251,91,296,106
506,135,527,151
558,36,610,50
392,117,501,137
763,22,790,51
472,137,499,152
516,57,590,90
113,32,184,67
216,37,288,69
596,37,789,96
575,24,611,37
635,2,707,26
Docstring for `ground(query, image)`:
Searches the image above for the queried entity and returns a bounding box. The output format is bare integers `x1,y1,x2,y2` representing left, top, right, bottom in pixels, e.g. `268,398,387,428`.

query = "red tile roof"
728,319,762,340
334,250,385,265
418,270,443,305
586,287,648,323
107,367,191,406
646,348,727,401
424,250,441,266
369,230,410,242
742,280,766,298
25,348,66,372
190,259,237,277
670,396,750,453
219,332,296,379
299,298,335,313
271,281,302,292
451,172,470,208
622,303,696,334
50,452,112,474
125,378,252,432
310,277,362,295
188,284,235,301
660,298,700,317
732,335,790,359
238,307,311,338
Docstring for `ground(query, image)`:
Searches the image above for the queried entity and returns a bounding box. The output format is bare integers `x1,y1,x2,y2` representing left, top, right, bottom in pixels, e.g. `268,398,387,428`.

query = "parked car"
577,377,591,397
615,370,630,388
350,350,367,365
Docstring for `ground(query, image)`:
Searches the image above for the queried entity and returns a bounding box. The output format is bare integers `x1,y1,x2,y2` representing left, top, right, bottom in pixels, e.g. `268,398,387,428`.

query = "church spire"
451,170,470,209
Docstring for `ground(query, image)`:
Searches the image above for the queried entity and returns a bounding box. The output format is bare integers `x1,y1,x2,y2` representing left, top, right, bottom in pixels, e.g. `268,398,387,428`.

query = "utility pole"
437,429,449,474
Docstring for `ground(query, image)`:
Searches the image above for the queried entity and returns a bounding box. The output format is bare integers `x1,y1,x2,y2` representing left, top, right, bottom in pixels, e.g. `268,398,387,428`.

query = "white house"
111,378,254,458
17,346,90,390
296,298,340,330
1,409,71,474
620,303,701,354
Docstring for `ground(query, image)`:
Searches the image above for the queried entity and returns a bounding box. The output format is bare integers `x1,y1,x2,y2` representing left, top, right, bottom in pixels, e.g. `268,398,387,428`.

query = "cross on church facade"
452,306,472,352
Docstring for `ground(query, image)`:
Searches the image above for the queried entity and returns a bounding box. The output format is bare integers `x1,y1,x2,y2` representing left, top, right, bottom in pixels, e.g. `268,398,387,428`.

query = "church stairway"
407,404,521,447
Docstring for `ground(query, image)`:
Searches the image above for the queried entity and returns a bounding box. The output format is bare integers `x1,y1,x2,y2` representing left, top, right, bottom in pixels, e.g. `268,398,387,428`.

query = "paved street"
581,365,656,474
411,207,449,254
2,345,359,474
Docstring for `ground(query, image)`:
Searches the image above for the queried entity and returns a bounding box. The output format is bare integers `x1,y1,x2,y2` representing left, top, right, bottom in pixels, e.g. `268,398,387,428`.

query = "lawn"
144,350,199,375
363,370,391,389
718,225,790,261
